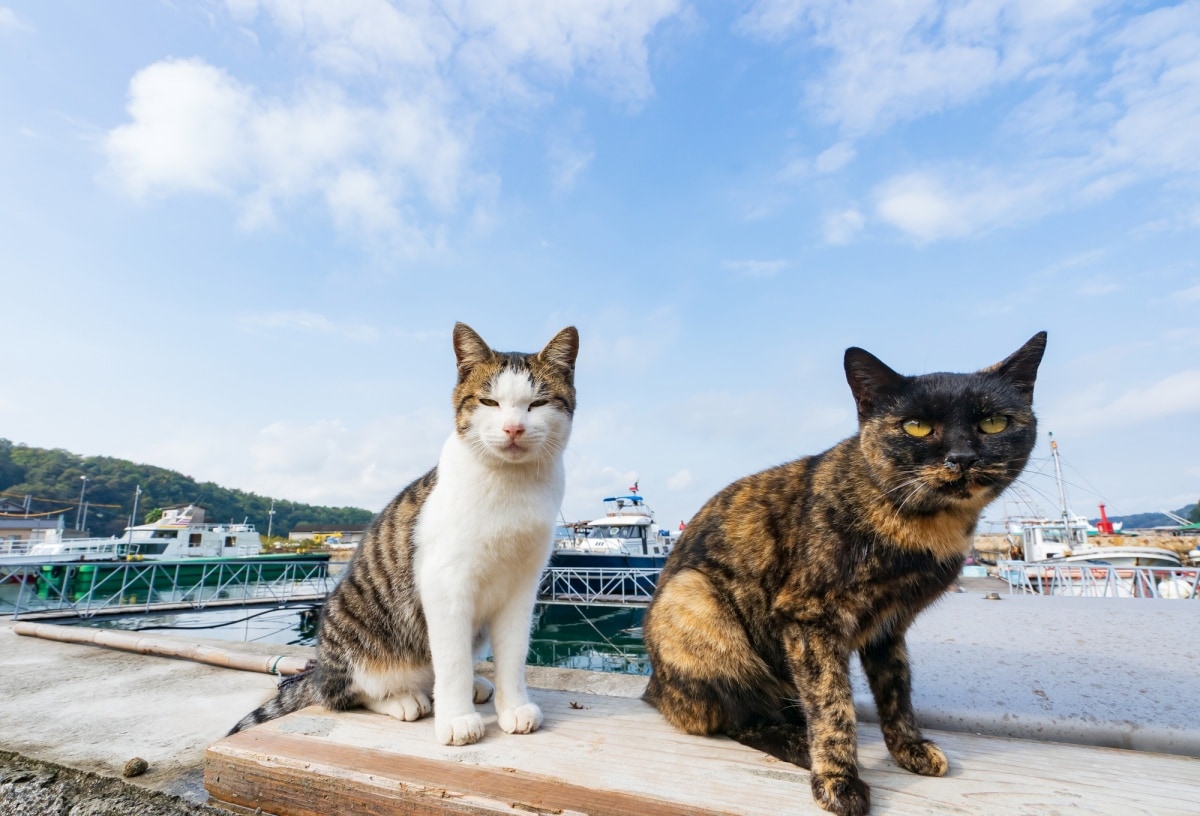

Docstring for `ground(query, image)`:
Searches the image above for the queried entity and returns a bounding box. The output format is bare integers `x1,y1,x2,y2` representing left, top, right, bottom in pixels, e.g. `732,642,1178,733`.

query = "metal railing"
998,560,1199,598
538,567,660,606
1,558,335,619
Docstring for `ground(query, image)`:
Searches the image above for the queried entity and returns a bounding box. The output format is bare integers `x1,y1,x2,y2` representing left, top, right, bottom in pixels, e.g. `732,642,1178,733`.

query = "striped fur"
230,323,578,745
643,333,1046,816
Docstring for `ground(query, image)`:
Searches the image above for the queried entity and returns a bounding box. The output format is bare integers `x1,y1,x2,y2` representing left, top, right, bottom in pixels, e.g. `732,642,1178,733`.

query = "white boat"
18,505,263,564
552,493,676,569
1010,515,1181,568
1011,434,1180,568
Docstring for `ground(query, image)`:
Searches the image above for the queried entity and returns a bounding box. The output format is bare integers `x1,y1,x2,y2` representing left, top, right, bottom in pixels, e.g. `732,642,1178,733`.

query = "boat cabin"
1013,516,1091,561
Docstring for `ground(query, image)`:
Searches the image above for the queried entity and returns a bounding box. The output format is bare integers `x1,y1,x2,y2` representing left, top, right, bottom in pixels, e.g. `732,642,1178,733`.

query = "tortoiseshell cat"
643,333,1046,815
231,323,579,746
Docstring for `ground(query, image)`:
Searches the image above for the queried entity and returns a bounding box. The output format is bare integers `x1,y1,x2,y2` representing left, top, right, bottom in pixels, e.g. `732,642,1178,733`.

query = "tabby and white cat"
230,323,579,746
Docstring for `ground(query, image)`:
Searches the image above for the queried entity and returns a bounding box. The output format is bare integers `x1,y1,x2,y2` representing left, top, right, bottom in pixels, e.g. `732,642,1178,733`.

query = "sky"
2,0,1198,533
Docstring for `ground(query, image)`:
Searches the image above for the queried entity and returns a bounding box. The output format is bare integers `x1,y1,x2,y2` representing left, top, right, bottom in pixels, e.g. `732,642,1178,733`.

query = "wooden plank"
206,689,1200,815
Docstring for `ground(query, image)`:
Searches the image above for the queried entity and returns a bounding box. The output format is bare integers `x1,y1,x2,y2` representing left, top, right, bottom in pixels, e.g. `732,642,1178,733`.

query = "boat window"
150,530,178,539
189,533,202,545
588,525,642,539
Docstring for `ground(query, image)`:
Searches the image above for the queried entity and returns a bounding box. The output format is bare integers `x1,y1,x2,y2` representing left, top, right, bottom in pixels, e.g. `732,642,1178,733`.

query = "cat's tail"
228,659,319,735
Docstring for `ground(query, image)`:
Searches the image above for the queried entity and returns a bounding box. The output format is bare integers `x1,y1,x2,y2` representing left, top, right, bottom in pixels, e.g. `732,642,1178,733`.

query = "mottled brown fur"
643,333,1046,816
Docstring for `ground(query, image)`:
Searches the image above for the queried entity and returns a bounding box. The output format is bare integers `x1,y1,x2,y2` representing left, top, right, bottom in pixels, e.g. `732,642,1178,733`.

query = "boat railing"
0,539,32,557
998,560,1199,598
538,566,659,606
1,558,337,620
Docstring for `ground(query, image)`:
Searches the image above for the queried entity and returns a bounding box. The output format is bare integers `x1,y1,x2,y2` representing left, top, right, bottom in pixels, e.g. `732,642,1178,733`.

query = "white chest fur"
414,432,564,621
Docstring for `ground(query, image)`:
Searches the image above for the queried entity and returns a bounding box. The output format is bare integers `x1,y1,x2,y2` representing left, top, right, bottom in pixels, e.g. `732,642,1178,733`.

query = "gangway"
1,558,336,620
537,566,659,607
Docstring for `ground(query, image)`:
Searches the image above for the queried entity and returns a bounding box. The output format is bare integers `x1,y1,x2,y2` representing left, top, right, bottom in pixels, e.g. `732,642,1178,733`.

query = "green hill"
1099,504,1198,530
0,438,374,538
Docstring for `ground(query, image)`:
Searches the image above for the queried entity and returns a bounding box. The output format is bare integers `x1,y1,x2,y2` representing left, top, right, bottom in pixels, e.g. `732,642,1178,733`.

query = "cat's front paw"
435,712,486,746
889,738,948,777
472,676,495,704
811,772,870,816
497,702,543,735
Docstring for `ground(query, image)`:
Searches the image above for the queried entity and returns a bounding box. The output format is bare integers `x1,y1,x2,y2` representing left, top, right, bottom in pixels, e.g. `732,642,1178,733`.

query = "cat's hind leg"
644,568,806,760
472,675,495,703
353,663,434,723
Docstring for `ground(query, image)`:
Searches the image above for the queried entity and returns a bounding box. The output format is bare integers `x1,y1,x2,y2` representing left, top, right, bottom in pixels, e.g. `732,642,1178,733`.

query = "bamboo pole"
13,621,312,676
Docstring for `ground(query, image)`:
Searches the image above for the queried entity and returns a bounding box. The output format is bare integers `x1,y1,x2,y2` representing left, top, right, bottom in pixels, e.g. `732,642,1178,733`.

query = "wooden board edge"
205,729,735,816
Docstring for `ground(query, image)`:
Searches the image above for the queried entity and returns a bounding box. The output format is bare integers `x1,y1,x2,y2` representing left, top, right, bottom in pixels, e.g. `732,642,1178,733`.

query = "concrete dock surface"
2,585,1198,814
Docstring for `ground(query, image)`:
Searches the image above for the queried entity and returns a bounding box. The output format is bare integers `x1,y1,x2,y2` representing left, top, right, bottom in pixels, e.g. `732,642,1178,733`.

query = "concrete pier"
2,586,1198,813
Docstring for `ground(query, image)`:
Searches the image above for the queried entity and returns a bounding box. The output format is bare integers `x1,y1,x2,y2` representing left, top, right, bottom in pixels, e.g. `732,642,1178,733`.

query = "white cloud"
873,167,1064,243
148,409,449,510
814,140,856,174
823,208,865,245
784,2,1200,244
238,310,380,342
1173,281,1200,303
105,1,684,248
737,0,1104,136
106,59,254,198
666,468,694,490
0,7,31,33
548,129,596,196
1078,278,1120,297
723,259,789,278
1069,369,1200,434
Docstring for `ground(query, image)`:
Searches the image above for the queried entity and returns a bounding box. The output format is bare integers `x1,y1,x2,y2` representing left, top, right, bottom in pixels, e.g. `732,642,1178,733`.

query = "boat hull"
549,551,668,570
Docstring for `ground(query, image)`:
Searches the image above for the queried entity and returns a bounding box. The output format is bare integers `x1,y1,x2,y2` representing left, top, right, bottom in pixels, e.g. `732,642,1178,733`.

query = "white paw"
435,712,486,746
498,702,543,735
472,676,495,704
389,691,432,721
365,691,432,722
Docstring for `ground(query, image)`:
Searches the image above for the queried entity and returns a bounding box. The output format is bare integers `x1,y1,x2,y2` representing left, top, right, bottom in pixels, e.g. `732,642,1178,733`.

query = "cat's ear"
538,326,580,378
453,323,494,378
984,331,1047,399
844,347,907,419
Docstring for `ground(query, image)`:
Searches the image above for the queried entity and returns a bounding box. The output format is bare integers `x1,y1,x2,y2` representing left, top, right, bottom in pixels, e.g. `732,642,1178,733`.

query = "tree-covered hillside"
1101,504,1198,530
0,439,374,538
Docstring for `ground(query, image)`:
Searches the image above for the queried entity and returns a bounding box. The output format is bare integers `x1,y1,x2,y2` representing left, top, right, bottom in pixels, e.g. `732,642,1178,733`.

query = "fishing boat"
551,493,675,570
1007,515,1181,568
998,435,1182,594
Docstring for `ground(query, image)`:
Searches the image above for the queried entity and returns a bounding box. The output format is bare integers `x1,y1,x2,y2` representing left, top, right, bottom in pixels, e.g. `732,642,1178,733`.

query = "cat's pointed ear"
984,331,1047,399
844,347,907,419
453,323,493,378
538,326,579,378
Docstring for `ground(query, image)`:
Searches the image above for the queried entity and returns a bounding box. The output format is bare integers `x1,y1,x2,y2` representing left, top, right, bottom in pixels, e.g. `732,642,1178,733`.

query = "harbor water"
69,600,652,675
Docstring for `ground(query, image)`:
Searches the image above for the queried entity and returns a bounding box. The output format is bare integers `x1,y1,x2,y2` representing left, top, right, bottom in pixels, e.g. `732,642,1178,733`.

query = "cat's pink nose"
504,423,525,440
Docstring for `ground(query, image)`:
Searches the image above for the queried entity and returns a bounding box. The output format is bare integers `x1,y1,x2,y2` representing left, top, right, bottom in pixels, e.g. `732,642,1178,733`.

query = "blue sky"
2,1,1198,532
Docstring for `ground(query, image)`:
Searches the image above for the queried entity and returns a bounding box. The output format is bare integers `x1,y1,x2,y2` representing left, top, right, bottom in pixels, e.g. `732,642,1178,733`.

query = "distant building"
0,506,73,552
289,523,368,549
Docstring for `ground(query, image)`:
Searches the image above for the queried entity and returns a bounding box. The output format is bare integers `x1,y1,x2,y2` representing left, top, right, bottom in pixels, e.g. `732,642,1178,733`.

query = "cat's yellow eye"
529,399,548,410
478,397,499,407
979,414,1008,434
902,419,933,438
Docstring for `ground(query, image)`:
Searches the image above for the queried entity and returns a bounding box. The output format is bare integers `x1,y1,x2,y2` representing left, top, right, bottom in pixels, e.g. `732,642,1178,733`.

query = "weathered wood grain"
206,688,1200,815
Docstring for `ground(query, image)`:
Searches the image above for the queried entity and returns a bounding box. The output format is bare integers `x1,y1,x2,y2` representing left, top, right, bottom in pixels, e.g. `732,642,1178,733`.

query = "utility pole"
129,485,142,543
267,499,276,539
76,476,88,531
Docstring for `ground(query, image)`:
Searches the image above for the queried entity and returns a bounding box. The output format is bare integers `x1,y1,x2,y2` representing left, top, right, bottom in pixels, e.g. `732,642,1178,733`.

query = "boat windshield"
588,525,644,540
